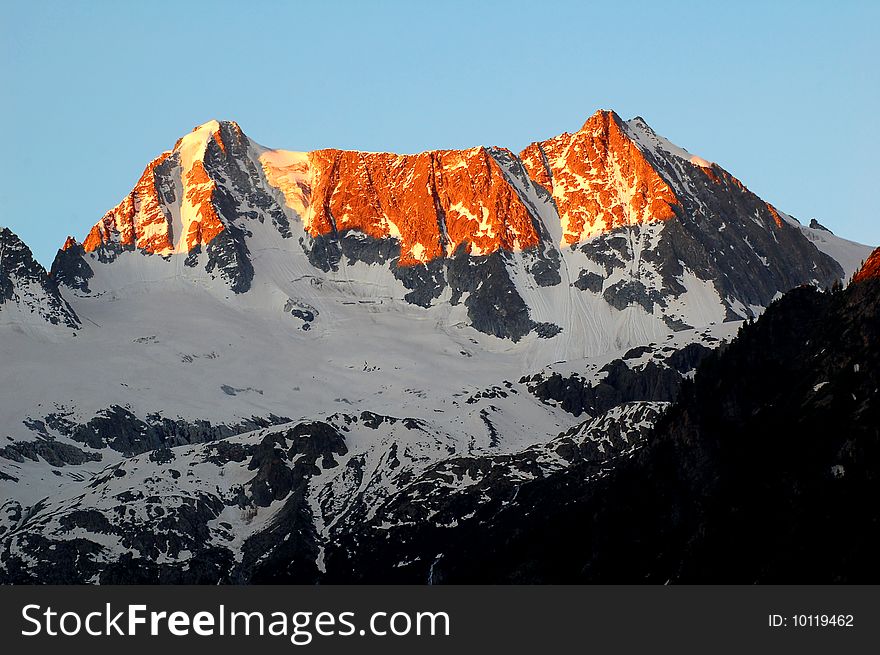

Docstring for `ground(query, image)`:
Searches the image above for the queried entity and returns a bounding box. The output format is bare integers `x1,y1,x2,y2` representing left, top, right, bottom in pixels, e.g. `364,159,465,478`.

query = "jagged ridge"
0,228,80,329
47,110,860,345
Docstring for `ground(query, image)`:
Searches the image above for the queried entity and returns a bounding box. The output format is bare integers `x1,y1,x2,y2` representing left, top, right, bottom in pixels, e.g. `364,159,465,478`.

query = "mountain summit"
0,227,80,331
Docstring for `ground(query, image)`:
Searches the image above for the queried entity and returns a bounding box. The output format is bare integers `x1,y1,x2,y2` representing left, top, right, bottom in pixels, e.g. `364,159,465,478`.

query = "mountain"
0,227,80,332
377,275,879,583
0,110,874,583
50,111,863,341
852,247,880,283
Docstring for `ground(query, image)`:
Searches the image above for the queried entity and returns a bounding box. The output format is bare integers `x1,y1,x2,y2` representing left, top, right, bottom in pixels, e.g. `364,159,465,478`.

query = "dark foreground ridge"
405,278,880,583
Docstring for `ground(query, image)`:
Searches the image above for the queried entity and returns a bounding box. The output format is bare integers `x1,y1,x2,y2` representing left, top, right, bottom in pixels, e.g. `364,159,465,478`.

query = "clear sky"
2,0,877,265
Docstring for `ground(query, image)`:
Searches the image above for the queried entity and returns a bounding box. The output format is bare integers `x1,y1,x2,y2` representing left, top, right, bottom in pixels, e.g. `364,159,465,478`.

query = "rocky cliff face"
520,110,679,243
304,146,541,265
0,227,80,330
853,247,880,283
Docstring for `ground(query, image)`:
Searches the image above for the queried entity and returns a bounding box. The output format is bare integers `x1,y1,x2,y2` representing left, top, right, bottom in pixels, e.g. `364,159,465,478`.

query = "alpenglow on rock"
51,110,864,344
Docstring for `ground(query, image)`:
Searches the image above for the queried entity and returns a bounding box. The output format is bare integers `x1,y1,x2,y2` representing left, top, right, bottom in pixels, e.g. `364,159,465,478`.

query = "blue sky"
2,0,877,265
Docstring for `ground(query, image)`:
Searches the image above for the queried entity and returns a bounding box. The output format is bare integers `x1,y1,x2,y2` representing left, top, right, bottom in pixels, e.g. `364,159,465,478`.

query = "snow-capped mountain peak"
47,111,871,352
521,109,679,244
82,119,233,258
0,227,80,332
1,110,876,583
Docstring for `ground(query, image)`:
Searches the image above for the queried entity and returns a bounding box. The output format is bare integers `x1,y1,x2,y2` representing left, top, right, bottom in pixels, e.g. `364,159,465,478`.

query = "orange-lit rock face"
765,203,784,228
692,159,720,184
521,110,678,245
79,113,690,266
304,147,540,265
181,160,225,251
852,247,880,283
82,122,227,255
213,131,227,154
83,152,174,254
